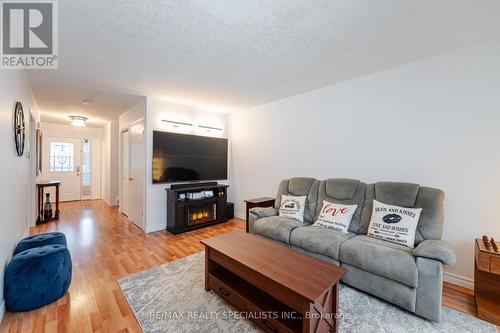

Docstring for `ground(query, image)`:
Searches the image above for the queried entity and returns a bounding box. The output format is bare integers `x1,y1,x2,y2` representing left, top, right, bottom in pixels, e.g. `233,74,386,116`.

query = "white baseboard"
0,300,5,325
104,199,118,207
145,223,166,233
443,271,474,290
234,212,245,220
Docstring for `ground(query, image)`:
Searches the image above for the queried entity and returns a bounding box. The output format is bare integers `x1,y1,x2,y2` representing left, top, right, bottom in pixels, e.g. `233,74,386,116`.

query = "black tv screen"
152,131,228,183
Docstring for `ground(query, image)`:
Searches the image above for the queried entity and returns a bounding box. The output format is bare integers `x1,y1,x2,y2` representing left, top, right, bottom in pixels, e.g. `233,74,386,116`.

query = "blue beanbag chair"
14,232,67,255
4,244,72,311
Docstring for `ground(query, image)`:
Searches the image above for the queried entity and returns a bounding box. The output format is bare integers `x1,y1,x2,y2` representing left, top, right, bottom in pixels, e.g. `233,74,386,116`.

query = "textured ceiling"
29,0,500,126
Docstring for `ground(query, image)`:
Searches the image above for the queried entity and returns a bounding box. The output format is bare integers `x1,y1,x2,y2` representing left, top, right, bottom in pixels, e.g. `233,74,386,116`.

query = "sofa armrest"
249,207,278,218
413,240,456,265
248,207,278,234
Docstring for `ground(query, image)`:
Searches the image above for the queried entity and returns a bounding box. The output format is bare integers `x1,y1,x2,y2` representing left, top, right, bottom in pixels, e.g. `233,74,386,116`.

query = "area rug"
118,252,496,333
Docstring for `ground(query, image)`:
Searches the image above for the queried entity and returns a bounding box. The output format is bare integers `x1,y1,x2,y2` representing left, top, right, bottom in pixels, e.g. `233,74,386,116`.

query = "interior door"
129,121,145,229
121,130,130,216
42,137,81,201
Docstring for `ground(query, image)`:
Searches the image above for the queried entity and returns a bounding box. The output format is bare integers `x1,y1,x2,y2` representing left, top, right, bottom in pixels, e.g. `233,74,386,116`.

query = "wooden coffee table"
201,231,345,333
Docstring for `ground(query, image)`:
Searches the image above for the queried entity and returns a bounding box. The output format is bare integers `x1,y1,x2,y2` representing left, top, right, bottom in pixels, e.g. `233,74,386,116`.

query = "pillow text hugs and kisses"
278,195,307,222
314,201,357,233
367,200,422,248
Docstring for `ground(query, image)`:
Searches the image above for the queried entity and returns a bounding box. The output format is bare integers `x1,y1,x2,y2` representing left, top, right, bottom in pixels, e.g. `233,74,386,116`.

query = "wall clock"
14,101,25,157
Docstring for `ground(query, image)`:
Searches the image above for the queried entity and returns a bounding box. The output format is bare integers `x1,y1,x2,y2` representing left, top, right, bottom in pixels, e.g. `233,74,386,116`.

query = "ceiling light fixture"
69,116,87,127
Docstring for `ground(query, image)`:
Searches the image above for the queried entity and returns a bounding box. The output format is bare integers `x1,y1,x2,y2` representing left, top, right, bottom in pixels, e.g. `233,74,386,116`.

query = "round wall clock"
14,101,25,157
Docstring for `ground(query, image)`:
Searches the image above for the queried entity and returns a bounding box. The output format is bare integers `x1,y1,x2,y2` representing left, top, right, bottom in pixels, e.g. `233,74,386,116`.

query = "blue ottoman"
4,244,72,311
14,232,67,255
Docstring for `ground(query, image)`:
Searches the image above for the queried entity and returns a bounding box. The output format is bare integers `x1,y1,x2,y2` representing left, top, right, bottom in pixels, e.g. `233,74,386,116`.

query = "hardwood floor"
0,200,494,332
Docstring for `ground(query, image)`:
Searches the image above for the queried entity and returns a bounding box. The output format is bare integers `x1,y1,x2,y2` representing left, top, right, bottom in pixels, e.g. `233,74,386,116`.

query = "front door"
43,137,82,201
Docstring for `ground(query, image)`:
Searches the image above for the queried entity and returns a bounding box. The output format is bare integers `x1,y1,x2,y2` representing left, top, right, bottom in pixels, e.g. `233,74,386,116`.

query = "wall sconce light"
161,120,193,128
198,125,224,133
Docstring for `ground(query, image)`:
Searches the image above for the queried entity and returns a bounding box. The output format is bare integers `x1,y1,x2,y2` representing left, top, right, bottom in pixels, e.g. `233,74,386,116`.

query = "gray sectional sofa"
248,177,456,322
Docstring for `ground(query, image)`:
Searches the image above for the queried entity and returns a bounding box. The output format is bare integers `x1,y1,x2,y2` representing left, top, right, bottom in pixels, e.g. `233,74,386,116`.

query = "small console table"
474,237,500,325
36,180,61,224
244,197,275,233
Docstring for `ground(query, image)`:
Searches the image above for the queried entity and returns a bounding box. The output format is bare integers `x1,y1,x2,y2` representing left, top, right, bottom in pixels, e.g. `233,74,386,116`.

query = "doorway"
121,129,130,216
128,120,145,230
42,137,82,201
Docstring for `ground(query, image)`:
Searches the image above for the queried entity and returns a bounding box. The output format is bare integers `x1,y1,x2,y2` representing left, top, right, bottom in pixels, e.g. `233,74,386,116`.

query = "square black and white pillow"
278,195,307,222
367,199,422,248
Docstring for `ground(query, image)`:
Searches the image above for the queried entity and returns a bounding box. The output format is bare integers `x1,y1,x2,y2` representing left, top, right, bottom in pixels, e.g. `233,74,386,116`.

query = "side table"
244,197,275,233
474,238,500,325
36,180,62,224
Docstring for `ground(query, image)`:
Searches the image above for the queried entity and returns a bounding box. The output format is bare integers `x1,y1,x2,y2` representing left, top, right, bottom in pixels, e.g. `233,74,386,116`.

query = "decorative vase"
44,193,53,220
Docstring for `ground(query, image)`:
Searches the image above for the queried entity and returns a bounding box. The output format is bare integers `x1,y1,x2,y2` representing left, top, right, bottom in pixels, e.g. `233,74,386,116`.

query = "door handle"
129,177,134,181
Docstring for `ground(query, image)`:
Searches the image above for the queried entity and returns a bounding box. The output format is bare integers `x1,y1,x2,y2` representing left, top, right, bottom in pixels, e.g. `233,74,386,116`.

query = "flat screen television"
152,131,228,183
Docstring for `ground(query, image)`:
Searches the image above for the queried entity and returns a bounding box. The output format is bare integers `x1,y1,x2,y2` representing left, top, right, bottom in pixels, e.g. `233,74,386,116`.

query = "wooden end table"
36,180,61,224
474,238,500,325
201,231,345,333
244,197,275,232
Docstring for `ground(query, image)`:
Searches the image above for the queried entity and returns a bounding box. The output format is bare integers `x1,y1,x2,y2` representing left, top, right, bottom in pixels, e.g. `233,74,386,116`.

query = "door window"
82,139,91,195
50,142,74,172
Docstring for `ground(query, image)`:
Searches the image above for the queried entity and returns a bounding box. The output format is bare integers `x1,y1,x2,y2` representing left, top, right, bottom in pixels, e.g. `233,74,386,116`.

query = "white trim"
0,300,5,324
145,223,166,233
234,212,245,220
105,199,118,207
444,271,474,290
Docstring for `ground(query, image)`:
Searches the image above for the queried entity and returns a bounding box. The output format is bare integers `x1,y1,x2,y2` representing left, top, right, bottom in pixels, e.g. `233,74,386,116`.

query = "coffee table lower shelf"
208,266,302,333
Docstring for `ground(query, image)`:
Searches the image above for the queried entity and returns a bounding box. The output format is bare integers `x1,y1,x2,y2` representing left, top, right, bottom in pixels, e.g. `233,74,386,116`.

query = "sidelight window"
82,139,91,195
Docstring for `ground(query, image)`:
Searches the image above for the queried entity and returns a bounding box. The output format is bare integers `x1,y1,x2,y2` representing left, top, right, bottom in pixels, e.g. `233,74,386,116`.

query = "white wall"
0,70,40,321
119,98,147,132
144,97,228,232
102,121,119,205
228,41,500,287
40,122,103,200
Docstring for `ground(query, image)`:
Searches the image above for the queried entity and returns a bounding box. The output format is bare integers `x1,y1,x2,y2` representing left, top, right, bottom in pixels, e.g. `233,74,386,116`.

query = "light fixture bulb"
69,116,87,127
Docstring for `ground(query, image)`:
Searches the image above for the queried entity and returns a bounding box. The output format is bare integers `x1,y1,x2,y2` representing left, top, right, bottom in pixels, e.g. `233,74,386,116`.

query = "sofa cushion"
314,201,358,233
275,178,320,223
339,235,418,288
290,226,355,261
253,216,307,243
359,182,445,245
278,195,307,222
366,200,422,248
316,179,366,234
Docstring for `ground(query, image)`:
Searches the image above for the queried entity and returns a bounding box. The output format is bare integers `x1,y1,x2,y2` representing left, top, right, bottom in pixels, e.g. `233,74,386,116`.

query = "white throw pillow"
367,199,422,248
278,195,307,222
314,200,357,233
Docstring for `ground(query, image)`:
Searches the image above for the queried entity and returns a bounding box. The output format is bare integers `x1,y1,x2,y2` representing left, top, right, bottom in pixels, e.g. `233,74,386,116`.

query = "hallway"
0,200,244,332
